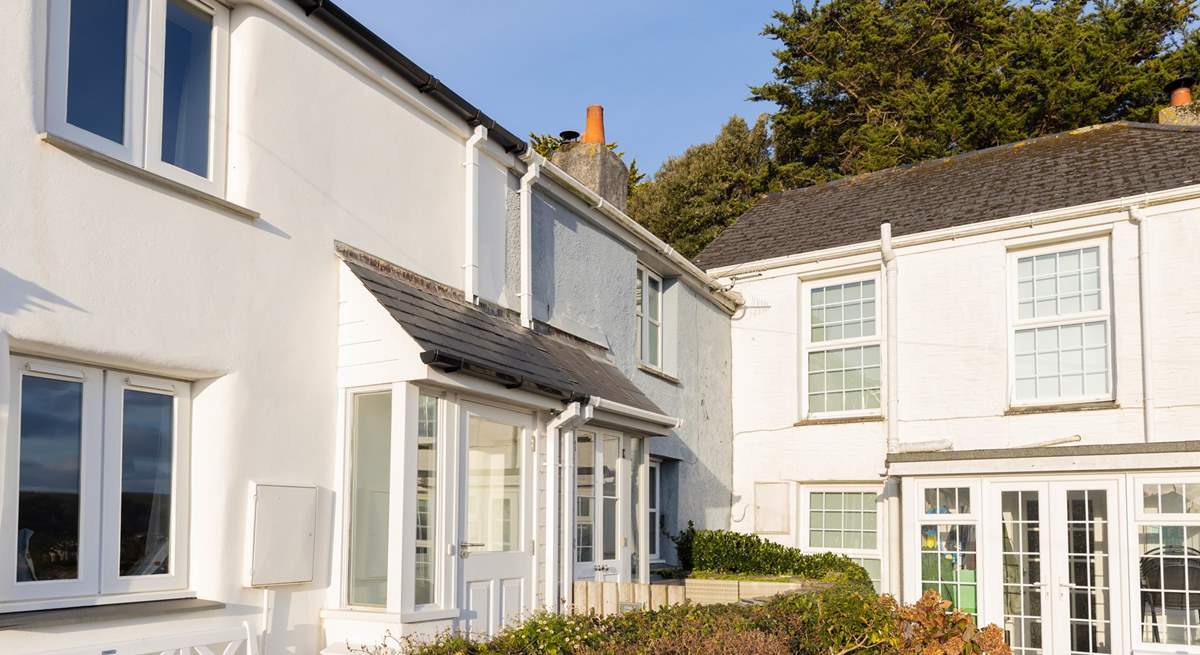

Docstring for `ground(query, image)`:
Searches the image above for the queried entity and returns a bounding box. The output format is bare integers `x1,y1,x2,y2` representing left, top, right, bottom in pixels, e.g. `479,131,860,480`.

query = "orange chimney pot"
582,105,606,145
1171,85,1194,107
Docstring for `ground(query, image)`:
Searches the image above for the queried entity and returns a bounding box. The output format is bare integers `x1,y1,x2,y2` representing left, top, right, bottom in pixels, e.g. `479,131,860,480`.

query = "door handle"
459,542,485,558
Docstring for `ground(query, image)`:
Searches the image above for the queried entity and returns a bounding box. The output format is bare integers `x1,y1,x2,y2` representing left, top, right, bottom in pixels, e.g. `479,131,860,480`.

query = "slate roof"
694,122,1200,270
338,244,664,415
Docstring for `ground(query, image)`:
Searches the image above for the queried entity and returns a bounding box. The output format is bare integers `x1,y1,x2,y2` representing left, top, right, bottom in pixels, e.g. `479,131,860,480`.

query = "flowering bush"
366,587,1010,655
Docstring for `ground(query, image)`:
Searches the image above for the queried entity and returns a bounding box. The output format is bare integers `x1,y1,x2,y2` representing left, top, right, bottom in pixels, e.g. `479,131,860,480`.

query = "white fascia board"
708,183,1200,280
888,450,1200,477
591,396,681,434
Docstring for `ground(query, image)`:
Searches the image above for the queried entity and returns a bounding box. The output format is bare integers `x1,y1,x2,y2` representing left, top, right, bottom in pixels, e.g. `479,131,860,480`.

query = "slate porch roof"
337,243,664,415
694,122,1200,270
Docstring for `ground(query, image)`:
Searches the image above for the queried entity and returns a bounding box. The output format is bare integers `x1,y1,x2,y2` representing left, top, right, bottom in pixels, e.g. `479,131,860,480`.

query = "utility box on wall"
244,482,318,588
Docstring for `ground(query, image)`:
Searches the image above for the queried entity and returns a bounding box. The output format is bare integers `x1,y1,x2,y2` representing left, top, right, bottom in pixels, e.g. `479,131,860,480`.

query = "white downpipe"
880,224,902,599
463,125,487,304
880,223,899,452
1130,206,1155,443
519,162,541,328
544,399,595,611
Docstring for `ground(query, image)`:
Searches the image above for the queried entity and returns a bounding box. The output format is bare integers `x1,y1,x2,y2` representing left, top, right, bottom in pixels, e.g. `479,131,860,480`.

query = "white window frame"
0,356,191,607
648,459,661,562
1126,473,1200,653
636,265,664,370
1007,237,1114,408
908,478,982,616
798,485,884,584
45,0,229,196
800,271,883,419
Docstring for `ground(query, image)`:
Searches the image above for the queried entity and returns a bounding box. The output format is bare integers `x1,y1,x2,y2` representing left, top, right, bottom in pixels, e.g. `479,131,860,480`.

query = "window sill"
795,414,885,427
0,596,223,630
40,132,259,221
637,363,681,385
1004,400,1119,415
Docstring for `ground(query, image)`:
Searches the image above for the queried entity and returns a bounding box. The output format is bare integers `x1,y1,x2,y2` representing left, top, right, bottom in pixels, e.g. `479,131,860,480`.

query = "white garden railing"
34,622,256,655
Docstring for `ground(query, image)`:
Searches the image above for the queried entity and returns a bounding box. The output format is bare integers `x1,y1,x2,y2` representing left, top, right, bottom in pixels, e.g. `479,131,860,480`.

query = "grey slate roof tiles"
694,122,1200,270
339,246,664,415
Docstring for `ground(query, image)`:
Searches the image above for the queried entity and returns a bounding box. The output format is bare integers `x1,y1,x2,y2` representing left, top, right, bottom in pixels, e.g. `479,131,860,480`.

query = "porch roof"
338,243,667,417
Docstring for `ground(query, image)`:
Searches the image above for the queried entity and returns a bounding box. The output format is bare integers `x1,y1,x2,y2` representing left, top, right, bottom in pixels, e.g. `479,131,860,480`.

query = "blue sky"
337,0,790,175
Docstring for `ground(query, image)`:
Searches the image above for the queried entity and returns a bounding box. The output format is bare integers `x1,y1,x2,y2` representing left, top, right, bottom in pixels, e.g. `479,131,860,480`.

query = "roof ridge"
770,122,1140,203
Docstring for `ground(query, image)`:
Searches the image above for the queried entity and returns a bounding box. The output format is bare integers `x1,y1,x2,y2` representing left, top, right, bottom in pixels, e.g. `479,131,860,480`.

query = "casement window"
802,487,883,591
648,460,660,561
635,266,663,369
1133,478,1200,647
0,357,190,606
413,394,440,607
347,390,391,607
801,275,882,417
1009,240,1113,406
45,0,229,195
918,484,979,618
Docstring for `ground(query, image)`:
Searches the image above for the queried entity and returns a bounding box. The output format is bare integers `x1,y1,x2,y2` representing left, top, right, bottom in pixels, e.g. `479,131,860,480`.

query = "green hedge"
691,529,873,587
389,587,1012,655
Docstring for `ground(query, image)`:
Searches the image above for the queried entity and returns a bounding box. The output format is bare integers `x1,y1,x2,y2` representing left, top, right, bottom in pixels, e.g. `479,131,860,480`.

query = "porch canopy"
338,243,678,434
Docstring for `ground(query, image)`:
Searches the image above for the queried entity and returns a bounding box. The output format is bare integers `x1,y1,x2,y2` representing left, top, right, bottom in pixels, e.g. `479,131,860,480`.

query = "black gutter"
420,350,582,403
291,0,528,155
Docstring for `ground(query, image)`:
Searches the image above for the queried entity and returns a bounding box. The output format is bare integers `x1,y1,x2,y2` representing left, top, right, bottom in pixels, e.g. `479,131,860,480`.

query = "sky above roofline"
336,0,787,176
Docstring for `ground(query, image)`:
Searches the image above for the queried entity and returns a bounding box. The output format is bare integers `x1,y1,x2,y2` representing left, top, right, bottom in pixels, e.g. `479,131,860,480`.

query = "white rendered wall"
0,2,519,652
726,200,1200,549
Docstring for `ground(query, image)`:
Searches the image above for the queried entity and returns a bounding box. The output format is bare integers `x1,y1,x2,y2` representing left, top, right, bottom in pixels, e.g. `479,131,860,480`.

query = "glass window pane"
349,392,391,606
575,434,594,563
602,436,618,561
466,416,522,553
648,277,661,321
119,390,174,577
161,0,213,176
17,375,84,583
66,0,128,144
414,395,438,605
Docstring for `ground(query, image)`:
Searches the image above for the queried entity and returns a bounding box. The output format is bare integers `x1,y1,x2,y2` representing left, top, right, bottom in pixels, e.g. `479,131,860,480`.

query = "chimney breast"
1159,77,1200,125
551,105,628,211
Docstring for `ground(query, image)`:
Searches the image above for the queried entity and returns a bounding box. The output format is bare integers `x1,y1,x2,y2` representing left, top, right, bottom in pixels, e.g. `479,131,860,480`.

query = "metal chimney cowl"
551,105,629,212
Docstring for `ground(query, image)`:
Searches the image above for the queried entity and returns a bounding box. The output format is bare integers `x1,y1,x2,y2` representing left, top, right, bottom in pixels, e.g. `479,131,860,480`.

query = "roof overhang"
886,440,1200,477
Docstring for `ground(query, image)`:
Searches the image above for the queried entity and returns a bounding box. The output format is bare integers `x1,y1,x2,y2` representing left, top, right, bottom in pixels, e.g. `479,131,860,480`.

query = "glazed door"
984,480,1123,655
458,403,533,637
1047,480,1121,655
572,430,626,582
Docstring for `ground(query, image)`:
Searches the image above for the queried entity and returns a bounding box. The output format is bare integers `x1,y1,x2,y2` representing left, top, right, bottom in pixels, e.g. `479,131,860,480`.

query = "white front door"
984,479,1123,654
573,430,628,582
458,402,533,637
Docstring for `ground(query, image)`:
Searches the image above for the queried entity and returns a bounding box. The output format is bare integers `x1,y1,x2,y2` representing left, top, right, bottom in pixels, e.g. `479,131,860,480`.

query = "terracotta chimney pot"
1160,77,1200,125
1168,78,1194,107
582,105,606,145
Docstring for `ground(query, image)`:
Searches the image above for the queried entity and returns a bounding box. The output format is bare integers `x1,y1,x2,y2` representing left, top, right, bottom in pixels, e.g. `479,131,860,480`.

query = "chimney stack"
551,105,628,211
1159,77,1200,125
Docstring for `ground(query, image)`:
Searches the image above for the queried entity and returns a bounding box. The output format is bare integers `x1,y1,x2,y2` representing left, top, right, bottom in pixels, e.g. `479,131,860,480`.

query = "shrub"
382,587,1012,655
670,520,696,570
691,529,873,587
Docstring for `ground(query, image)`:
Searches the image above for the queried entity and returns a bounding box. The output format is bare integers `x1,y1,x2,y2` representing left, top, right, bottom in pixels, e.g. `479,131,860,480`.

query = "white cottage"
0,1,736,653
701,99,1200,654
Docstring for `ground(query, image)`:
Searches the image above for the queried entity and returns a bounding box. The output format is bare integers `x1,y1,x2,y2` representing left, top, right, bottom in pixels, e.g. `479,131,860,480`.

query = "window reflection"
17,375,84,582
119,390,174,576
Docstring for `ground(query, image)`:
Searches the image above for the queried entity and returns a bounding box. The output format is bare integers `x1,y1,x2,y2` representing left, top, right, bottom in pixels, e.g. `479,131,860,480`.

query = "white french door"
573,430,629,582
457,402,533,637
984,479,1123,654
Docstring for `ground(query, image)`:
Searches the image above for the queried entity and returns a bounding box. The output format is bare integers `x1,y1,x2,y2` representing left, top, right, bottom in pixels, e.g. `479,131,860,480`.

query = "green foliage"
691,529,874,587
669,520,697,570
384,587,1011,654
626,115,775,258
754,0,1200,184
